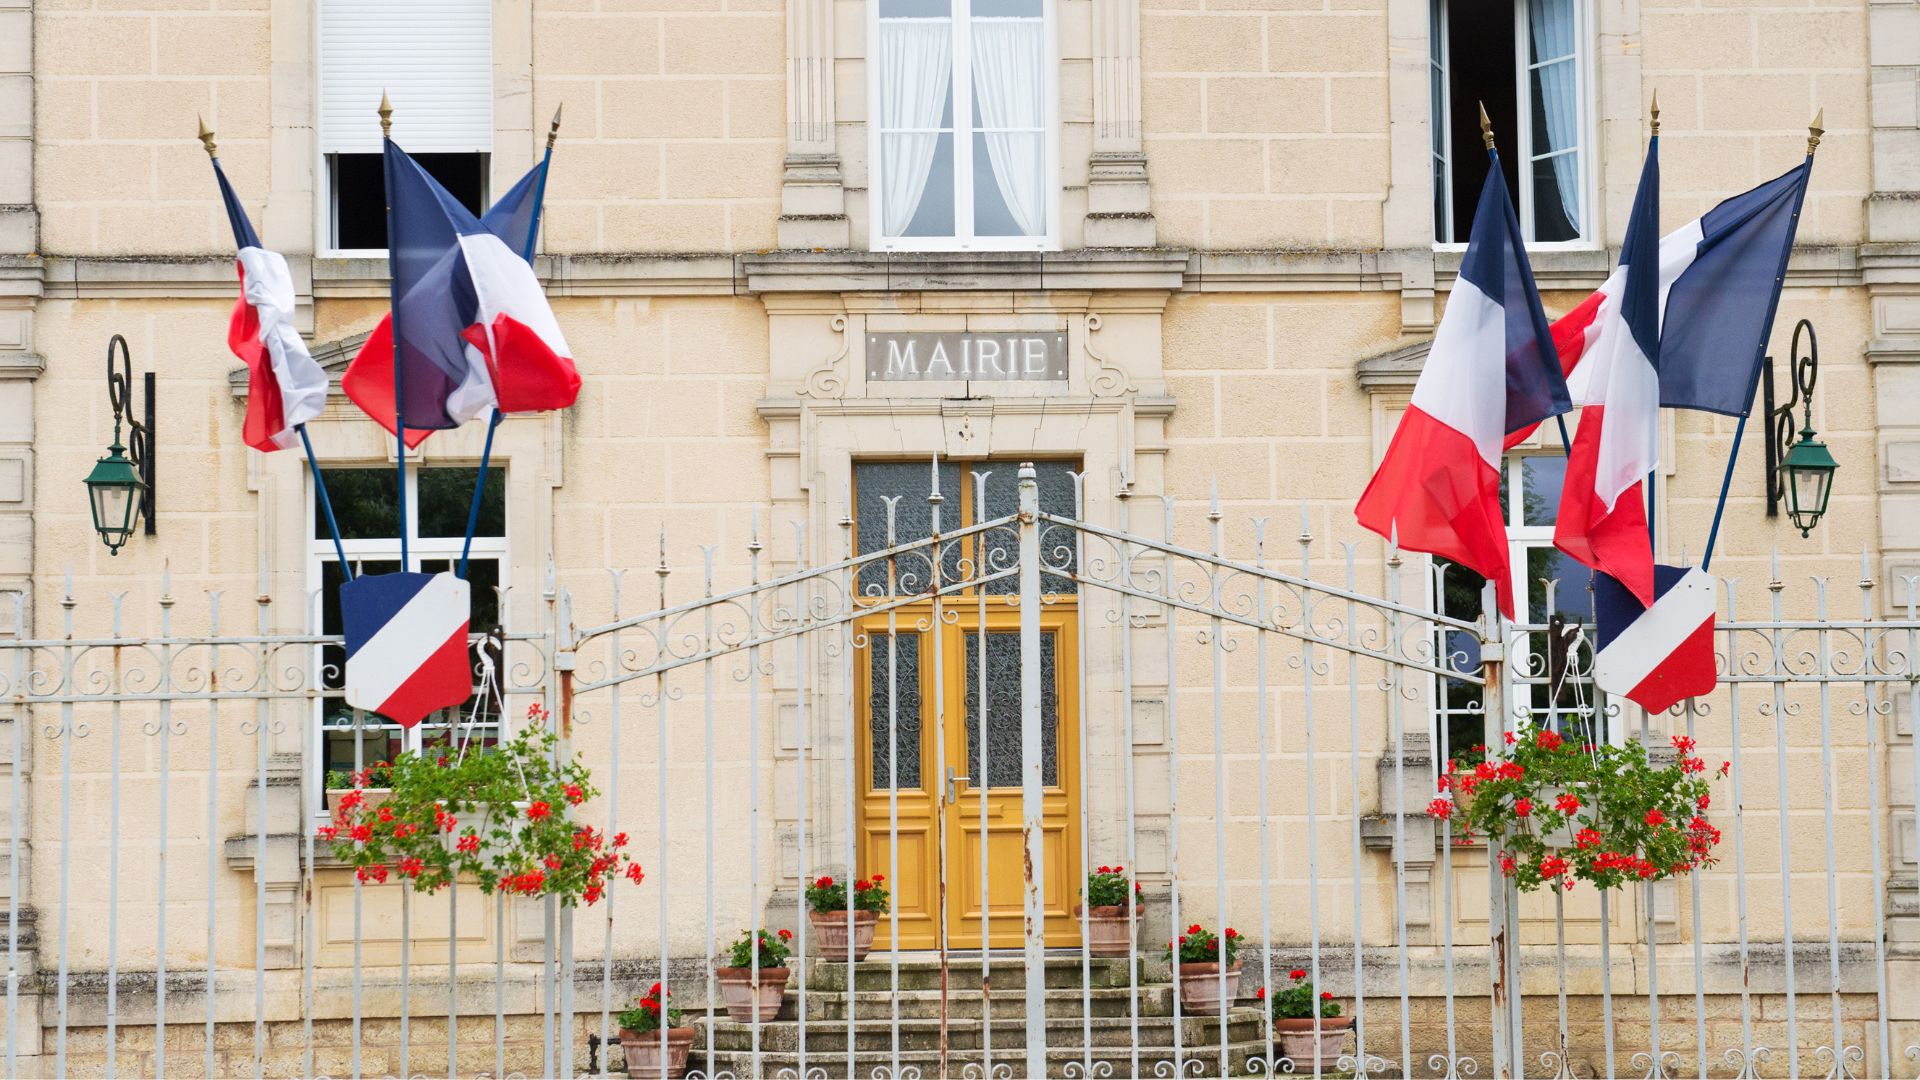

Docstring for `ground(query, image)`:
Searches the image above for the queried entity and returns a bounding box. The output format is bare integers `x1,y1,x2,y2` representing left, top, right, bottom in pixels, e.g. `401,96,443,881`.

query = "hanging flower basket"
317,704,644,906
1430,729,1727,893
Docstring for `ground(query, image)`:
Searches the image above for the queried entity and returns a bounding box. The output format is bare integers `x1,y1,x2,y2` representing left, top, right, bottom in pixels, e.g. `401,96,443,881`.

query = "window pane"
878,19,956,239
1519,455,1566,527
1526,0,1580,241
320,469,400,541
965,630,1057,787
970,18,1046,237
418,467,506,538
879,0,949,15
855,461,964,595
972,0,1040,15
869,634,924,789
331,152,487,250
1526,544,1594,624
972,132,1044,237
979,460,1078,594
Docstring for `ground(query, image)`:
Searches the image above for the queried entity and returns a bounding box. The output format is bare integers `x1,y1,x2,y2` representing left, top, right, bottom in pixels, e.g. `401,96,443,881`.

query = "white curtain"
1528,0,1579,233
970,20,1046,237
879,21,953,237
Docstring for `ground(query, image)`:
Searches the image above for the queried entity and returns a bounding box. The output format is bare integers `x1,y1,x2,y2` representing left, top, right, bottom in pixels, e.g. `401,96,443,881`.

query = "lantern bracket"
106,334,156,536
1763,319,1817,519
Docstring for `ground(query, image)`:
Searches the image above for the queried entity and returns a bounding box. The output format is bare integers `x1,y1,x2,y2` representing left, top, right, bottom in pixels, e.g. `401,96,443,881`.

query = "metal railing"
0,462,1914,1077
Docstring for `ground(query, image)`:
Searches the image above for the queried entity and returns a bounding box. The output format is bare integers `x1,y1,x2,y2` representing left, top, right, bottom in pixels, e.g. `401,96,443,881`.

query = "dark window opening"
329,152,488,250
1438,3,1518,242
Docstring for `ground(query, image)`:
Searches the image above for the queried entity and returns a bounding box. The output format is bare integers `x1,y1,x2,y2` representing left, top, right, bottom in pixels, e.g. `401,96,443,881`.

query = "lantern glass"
1780,432,1838,538
84,444,144,554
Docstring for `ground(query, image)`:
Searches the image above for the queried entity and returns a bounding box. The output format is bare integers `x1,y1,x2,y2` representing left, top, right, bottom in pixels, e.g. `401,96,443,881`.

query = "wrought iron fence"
0,462,1914,1078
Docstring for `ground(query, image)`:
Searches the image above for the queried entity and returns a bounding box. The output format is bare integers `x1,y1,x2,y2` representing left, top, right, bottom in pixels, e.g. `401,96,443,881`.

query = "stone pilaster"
777,0,849,249
1085,0,1153,247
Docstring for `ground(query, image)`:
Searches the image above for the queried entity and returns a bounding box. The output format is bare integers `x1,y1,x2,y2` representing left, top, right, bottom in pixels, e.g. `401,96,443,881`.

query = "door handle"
946,767,970,803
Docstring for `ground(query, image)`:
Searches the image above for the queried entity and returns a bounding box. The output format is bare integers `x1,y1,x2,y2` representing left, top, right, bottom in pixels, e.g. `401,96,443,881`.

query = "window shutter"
319,0,493,155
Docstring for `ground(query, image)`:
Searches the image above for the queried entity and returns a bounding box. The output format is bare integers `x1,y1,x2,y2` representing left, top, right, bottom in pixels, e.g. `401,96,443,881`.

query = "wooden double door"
856,603,1081,950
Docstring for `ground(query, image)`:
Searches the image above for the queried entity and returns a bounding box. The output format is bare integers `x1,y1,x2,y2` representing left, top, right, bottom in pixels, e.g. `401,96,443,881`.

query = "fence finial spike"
1207,476,1220,519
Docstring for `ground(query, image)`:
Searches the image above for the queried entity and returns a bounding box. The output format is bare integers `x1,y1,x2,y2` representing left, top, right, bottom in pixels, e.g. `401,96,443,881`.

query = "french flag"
341,571,473,728
210,157,329,452
1592,564,1716,715
1355,152,1569,619
1550,138,1662,607
342,145,580,445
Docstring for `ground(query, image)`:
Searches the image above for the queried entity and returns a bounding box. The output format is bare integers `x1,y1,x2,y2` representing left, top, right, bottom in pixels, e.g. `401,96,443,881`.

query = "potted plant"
1164,923,1240,1013
617,983,691,1079
325,761,394,817
1077,864,1143,957
1259,968,1353,1072
317,704,645,905
714,928,794,1021
1431,730,1726,894
805,874,889,961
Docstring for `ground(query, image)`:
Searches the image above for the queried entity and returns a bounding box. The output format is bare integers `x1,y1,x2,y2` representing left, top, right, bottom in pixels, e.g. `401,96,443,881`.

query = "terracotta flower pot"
1078,904,1134,957
618,1027,693,1079
1273,1015,1355,1073
808,909,878,962
714,965,791,1022
1174,961,1241,1013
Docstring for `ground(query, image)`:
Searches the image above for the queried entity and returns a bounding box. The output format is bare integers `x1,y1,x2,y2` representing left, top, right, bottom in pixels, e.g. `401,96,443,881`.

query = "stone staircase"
687,955,1274,1078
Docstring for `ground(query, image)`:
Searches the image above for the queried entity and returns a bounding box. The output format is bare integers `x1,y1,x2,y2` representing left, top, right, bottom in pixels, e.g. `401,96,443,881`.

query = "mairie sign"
865,332,1068,382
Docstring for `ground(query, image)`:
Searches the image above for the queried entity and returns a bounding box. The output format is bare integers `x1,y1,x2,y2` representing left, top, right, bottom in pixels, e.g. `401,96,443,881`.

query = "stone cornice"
30,243,1874,300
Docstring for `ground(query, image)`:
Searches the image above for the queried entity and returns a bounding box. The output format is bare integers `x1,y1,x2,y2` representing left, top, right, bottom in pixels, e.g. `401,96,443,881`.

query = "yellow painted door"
856,606,1081,951
941,608,1080,950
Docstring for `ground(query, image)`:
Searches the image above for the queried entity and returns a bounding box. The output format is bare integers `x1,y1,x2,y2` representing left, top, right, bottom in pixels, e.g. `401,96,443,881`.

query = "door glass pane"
868,634,923,789
964,630,1057,787
1526,544,1592,624
319,469,400,541
855,461,964,595
979,461,1078,594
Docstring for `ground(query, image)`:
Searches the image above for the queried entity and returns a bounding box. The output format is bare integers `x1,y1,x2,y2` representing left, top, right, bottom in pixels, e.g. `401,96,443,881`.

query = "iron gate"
0,462,1914,1077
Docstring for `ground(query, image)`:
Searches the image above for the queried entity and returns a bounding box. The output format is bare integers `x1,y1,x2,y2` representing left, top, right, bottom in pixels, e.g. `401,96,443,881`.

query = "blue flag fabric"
1459,151,1572,434
1657,161,1813,417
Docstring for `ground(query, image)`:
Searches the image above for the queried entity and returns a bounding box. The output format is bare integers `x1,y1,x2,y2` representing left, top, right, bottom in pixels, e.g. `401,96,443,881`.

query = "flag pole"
202,115,353,579
1646,92,1661,553
458,104,563,580
1483,102,1576,460
1702,109,1822,571
379,91,410,573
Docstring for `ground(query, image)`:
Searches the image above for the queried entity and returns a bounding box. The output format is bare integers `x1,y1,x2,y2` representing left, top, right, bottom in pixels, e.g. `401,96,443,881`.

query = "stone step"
694,1009,1269,1054
803,955,1154,992
791,983,1180,1021
692,1040,1280,1079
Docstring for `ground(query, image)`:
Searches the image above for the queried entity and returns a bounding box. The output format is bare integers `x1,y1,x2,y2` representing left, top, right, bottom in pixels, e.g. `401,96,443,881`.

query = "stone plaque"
866,332,1068,382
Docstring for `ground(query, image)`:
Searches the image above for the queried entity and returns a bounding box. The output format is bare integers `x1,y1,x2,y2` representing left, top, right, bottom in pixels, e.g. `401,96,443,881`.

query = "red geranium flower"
1513,798,1532,818
1289,969,1306,980
350,823,373,844
1645,808,1667,827
564,784,585,806
526,801,552,821
456,834,480,854
1554,793,1580,814
1427,798,1453,820
398,857,425,878
1321,991,1333,1001
626,863,646,884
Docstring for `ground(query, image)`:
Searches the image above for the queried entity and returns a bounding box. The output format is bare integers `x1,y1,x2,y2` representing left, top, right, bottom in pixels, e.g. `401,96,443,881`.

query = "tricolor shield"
341,571,473,728
1593,564,1718,715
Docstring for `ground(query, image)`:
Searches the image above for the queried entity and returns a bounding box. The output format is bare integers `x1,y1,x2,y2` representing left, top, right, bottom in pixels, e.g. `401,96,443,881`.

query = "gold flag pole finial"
1649,89,1660,138
1808,107,1824,155
1478,101,1495,150
546,102,564,151
378,91,393,140
197,115,217,159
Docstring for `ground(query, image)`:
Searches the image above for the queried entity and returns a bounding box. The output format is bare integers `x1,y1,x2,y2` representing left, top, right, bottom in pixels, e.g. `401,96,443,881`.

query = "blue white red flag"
341,571,473,728
209,157,329,452
1552,137,1661,607
1355,153,1569,619
342,147,579,445
1592,565,1717,714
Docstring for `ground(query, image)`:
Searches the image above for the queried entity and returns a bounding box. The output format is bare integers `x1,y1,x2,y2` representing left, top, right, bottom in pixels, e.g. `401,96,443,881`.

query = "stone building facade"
1,0,1918,1073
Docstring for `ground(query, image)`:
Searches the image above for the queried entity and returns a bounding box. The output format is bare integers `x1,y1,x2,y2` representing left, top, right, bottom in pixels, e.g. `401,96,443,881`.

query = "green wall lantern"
84,335,154,555
1763,319,1837,538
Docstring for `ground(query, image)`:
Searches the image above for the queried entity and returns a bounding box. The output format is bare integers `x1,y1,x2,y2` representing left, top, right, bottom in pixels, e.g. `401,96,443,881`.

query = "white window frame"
305,464,509,816
1425,451,1628,758
1429,0,1596,251
866,0,1062,253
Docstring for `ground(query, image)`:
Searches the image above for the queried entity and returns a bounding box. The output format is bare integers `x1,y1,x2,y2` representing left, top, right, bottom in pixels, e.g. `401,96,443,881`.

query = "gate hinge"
1478,639,1505,663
